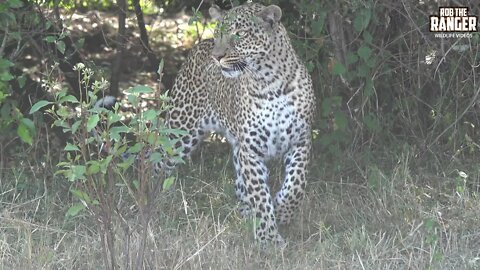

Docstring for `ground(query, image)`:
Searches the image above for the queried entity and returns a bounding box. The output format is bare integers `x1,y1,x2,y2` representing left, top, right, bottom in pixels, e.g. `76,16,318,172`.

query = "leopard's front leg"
237,144,284,245
274,133,311,225
232,146,252,218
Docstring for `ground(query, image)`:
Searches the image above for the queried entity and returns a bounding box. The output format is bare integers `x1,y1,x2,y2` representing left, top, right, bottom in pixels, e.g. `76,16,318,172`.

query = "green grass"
1,142,480,269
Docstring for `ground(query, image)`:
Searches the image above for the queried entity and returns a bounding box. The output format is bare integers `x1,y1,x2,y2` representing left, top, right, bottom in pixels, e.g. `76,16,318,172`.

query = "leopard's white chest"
253,95,300,160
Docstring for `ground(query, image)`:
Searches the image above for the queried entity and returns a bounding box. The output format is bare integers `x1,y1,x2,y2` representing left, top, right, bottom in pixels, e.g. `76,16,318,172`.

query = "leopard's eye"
231,30,247,42
236,30,247,37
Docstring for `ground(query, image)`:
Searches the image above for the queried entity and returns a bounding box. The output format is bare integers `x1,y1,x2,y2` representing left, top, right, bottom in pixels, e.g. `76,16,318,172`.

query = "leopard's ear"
209,5,224,21
258,5,282,26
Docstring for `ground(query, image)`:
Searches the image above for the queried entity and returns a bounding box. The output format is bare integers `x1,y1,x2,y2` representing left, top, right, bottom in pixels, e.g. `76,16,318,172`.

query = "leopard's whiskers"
240,61,262,79
206,62,217,75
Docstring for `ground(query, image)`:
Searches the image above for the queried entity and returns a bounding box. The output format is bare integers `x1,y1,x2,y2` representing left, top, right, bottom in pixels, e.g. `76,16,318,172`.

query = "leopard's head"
209,3,282,78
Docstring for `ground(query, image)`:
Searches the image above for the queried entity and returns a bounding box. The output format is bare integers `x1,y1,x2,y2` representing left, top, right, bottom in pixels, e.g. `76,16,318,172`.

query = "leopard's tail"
93,96,117,154
94,96,117,110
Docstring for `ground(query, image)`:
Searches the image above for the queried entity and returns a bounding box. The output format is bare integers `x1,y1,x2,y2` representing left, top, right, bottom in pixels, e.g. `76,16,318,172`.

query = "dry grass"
1,144,480,270
2,1,479,269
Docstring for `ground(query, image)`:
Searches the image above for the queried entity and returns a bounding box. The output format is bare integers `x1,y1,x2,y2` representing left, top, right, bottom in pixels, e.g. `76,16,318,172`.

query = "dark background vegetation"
2,0,479,169
1,0,479,269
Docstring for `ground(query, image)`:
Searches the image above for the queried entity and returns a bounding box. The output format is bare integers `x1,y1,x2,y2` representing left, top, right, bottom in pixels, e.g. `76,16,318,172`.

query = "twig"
0,24,8,57
356,250,366,270
434,38,461,79
428,85,480,148
173,226,226,270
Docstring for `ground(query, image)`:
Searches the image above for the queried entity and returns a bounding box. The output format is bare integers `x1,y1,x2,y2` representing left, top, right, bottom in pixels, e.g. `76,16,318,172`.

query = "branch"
0,24,8,57
132,0,159,71
110,0,127,97
428,84,480,148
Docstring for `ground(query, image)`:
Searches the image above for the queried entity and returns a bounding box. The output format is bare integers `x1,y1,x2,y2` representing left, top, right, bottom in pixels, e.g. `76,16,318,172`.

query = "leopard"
163,2,315,245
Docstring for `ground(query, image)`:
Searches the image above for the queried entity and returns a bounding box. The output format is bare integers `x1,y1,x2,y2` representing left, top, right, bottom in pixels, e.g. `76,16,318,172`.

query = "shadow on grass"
1,141,479,269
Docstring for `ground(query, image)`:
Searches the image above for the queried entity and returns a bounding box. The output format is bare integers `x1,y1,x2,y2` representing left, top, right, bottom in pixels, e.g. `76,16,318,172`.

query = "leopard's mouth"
221,66,237,73
220,68,241,78
218,62,247,78
211,54,247,78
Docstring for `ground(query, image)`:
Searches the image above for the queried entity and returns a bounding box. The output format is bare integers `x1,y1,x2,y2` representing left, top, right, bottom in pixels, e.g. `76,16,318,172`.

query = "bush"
30,62,185,270
268,0,480,167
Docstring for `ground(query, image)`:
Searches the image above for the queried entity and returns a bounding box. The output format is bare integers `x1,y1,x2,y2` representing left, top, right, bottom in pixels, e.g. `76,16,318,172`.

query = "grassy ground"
3,2,480,269
1,140,479,270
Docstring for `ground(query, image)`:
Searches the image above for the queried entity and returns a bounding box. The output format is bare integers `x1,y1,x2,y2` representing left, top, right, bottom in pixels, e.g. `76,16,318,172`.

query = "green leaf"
44,21,52,30
53,119,69,130
108,112,121,125
17,121,33,145
311,14,326,36
346,52,359,65
7,0,24,8
357,63,370,77
306,61,314,73
363,113,380,132
321,96,342,116
56,40,66,54
149,152,163,163
364,78,374,96
115,144,128,156
157,59,164,76
29,100,53,114
147,132,158,145
171,155,185,165
159,128,189,137
0,71,14,81
56,106,70,118
0,59,14,69
143,109,158,121
366,57,377,68
20,118,35,133
55,90,67,100
157,137,175,153
353,9,372,32
87,161,101,175
69,165,86,181
163,176,175,191
65,143,80,151
58,95,79,104
110,126,129,141
363,31,373,44
2,11,15,24
9,31,21,41
70,188,92,203
133,180,140,190
117,156,135,170
99,155,113,173
17,75,26,88
74,38,85,49
86,114,100,132
127,142,144,154
357,46,372,60
353,15,364,32
125,85,154,95
44,36,56,43
56,161,70,167
333,111,348,131
71,120,81,134
65,203,86,218
0,91,8,103
332,62,347,75
127,94,138,107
